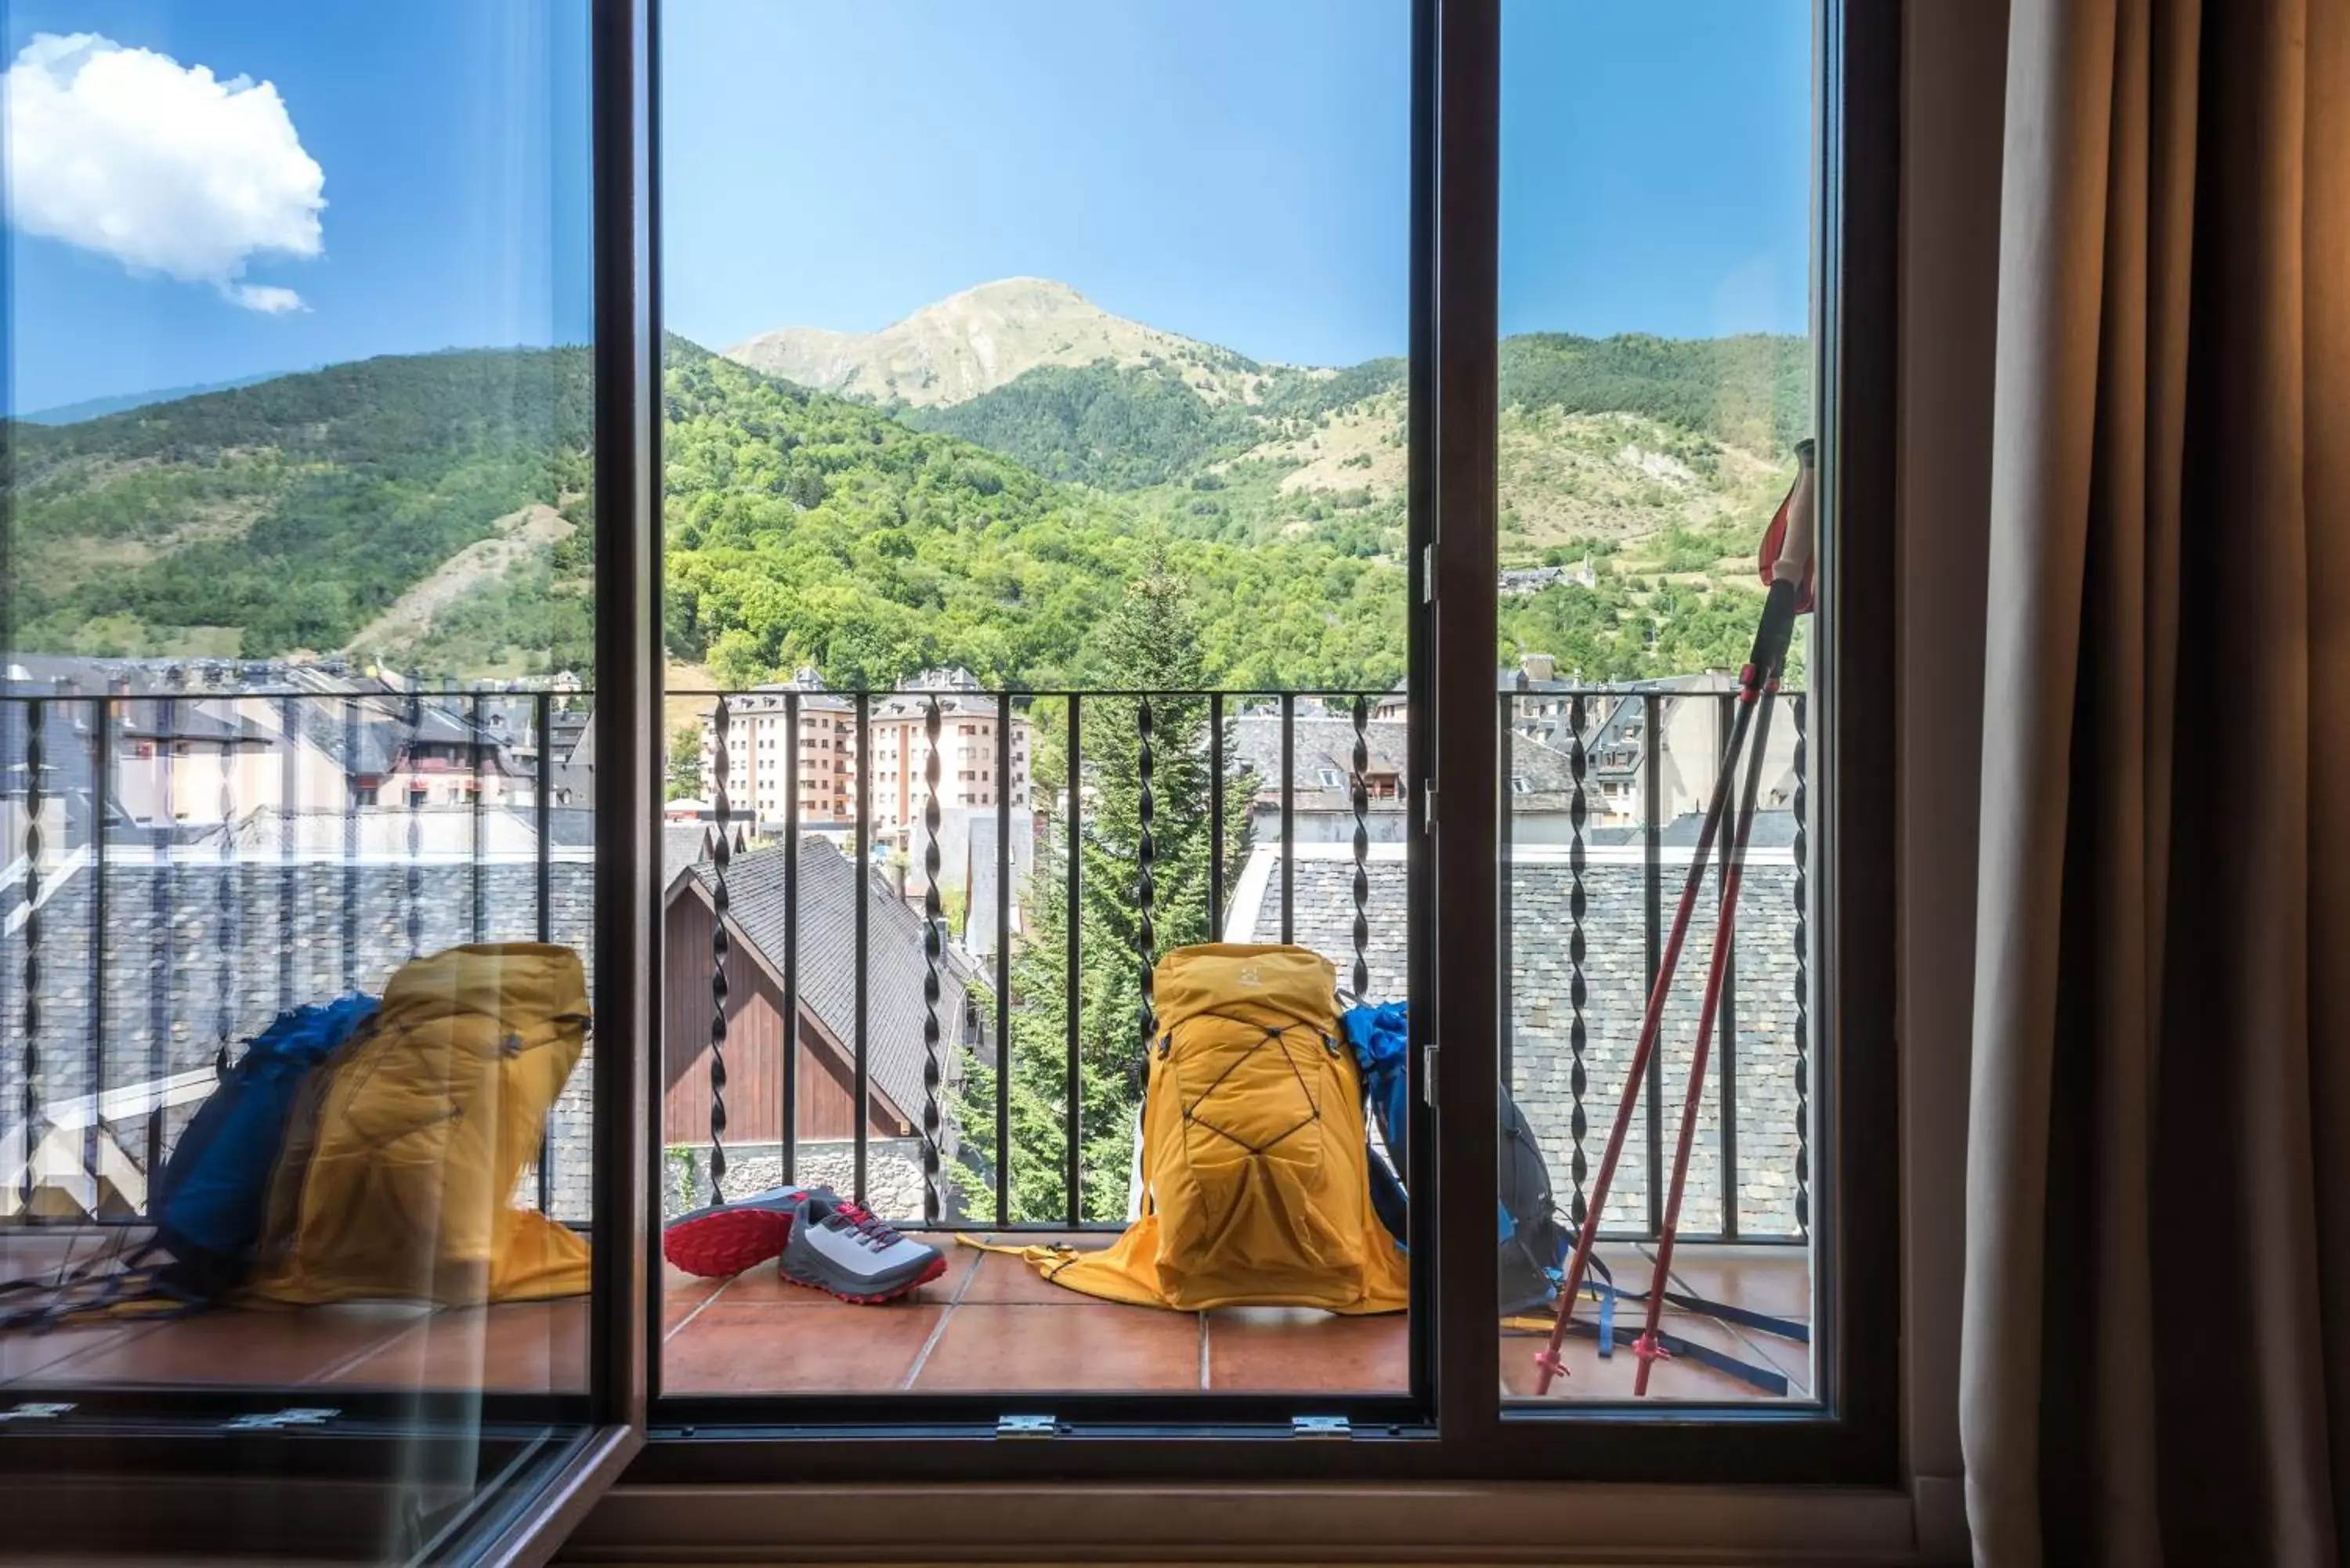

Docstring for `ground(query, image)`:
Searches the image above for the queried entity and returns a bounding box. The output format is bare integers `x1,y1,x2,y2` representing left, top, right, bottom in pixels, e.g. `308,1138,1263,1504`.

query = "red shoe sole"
779,1251,950,1304
663,1207,795,1277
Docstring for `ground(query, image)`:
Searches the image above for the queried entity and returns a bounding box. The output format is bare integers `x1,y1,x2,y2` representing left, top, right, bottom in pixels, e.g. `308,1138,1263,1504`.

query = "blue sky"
5,1,1811,414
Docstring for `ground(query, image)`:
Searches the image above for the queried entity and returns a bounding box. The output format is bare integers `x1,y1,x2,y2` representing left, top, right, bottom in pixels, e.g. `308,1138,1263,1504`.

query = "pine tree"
953,563,1250,1222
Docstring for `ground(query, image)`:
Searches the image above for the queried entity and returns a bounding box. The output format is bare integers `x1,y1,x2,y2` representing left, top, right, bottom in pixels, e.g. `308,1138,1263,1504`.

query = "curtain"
1962,0,2350,1563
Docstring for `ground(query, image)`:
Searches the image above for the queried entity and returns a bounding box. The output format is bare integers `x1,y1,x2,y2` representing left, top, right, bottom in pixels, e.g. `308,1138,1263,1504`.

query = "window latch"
996,1413,1059,1439
224,1407,340,1432
0,1402,73,1423
1292,1415,1350,1439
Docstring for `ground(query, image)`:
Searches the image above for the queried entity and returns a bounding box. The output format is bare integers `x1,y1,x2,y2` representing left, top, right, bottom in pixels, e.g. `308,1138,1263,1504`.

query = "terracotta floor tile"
1207,1307,1409,1393
953,1242,1106,1305
663,1264,731,1331
1615,1242,1814,1322
692,1240,978,1310
912,1303,1201,1393
324,1300,589,1393
1499,1305,1805,1402
1,1321,162,1386
33,1303,432,1386
662,1299,942,1393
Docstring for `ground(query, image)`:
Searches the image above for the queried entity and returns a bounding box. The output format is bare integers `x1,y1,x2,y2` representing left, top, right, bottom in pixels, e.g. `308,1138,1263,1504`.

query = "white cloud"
4,32,325,312
226,283,306,315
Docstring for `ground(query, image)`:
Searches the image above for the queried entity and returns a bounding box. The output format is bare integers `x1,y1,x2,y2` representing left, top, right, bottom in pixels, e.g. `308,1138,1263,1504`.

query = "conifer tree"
953,562,1249,1221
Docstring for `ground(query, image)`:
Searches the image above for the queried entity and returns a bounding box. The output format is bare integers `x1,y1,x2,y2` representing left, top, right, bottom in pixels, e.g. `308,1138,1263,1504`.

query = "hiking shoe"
663,1186,809,1278
777,1189,946,1303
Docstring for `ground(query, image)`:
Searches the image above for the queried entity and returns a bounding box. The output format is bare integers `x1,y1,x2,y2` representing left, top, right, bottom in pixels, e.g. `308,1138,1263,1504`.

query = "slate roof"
684,837,976,1125
664,822,714,882
1229,715,1582,813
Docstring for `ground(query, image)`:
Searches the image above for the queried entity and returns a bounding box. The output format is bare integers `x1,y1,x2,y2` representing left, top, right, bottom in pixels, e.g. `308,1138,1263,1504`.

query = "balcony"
1,677,1812,1404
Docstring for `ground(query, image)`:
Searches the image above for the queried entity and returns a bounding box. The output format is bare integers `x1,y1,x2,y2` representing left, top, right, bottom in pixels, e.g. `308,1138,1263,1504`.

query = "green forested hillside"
902,360,1267,490
9,317,1808,691
662,342,1404,688
10,348,592,657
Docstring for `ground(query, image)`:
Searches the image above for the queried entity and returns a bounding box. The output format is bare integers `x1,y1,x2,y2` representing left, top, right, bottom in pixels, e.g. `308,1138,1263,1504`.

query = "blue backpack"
1342,1001,1807,1393
1343,1001,1572,1316
2,994,378,1328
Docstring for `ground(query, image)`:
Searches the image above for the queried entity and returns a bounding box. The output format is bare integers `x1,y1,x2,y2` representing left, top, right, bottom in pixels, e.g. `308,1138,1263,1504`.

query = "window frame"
620,0,1899,1487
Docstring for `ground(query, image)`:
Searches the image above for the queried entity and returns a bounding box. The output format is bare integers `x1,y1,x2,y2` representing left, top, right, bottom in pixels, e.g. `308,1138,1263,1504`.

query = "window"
0,2,616,1550
659,0,1412,1409
0,3,1894,1543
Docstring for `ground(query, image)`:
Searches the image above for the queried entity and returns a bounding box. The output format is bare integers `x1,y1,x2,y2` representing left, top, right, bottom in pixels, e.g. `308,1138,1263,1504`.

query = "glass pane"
656,0,1415,1401
2,0,602,1554
1495,0,1817,1404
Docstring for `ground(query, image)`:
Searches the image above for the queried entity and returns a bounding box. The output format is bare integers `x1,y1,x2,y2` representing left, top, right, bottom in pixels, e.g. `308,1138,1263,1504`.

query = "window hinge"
1422,1042,1439,1108
996,1413,1060,1439
1292,1415,1351,1439
224,1407,340,1432
1420,544,1435,602
1421,780,1437,833
0,1402,74,1423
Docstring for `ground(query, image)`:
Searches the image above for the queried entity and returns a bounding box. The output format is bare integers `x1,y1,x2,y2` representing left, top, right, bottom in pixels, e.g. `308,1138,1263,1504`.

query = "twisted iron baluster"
341,699,358,993
707,696,732,1203
20,700,45,1216
149,697,175,1180
1350,695,1370,1000
87,698,110,1198
278,695,296,1009
404,703,422,961
1791,692,1811,1241
215,703,237,1079
1135,697,1156,1049
1567,693,1591,1228
469,693,486,942
920,696,944,1223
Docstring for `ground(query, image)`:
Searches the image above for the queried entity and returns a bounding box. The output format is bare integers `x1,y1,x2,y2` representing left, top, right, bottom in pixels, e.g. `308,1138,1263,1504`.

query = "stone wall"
663,1139,927,1223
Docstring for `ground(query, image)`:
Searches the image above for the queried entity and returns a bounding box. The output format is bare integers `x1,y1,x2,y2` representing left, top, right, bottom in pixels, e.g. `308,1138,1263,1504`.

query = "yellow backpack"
245,943,591,1308
1010,943,1408,1314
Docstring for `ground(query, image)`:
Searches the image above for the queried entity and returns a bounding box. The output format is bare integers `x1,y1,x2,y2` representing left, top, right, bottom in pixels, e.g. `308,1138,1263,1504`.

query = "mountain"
725,277,1285,410
6,337,1411,688
16,371,291,426
899,324,1806,557
8,291,1813,689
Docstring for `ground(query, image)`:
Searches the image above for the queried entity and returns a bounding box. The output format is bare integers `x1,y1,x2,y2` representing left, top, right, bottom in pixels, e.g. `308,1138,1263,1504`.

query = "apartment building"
698,669,1030,833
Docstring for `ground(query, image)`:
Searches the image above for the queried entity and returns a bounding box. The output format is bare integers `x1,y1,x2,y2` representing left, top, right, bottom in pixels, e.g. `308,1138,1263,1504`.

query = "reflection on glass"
655,1,1412,1396
1495,0,1817,1403
2,2,595,1555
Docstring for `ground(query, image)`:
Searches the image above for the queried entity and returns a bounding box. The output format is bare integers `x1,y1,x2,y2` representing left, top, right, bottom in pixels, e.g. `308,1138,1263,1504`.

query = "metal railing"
1,686,590,1225
1,679,1810,1247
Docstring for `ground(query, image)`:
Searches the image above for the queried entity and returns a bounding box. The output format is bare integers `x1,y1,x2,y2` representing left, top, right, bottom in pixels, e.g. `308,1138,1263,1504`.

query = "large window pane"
2,1,600,1552
656,0,1414,1401
1495,0,1817,1405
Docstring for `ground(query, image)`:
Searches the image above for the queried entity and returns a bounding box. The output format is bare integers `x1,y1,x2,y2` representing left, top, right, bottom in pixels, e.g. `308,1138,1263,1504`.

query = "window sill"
568,1479,1922,1563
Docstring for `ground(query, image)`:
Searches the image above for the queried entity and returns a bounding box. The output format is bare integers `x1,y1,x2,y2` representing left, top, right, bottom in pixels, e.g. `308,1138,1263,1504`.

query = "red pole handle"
1755,438,1817,613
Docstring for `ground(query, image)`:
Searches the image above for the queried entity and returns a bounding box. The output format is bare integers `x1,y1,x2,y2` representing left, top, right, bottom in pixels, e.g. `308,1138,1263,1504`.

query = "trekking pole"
1631,659,1784,1392
1531,440,1815,1396
1530,652,1767,1393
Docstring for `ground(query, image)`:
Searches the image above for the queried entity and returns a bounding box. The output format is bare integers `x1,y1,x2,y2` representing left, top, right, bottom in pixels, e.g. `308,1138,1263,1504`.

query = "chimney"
1520,653,1556,683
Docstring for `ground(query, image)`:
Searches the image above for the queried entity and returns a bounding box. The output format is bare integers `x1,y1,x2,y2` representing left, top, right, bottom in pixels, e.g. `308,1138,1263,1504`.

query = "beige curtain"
1962,0,2350,1563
